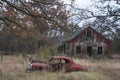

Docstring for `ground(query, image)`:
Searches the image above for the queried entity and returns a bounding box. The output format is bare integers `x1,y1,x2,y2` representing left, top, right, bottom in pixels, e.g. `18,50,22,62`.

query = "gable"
66,27,111,43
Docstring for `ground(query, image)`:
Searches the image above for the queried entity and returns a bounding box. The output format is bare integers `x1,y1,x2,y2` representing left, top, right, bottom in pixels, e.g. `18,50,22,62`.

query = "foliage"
0,0,70,53
67,0,120,40
35,44,65,60
111,38,120,53
0,0,120,53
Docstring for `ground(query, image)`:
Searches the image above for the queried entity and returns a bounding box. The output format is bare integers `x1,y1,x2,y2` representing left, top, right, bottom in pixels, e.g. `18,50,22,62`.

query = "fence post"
1,54,3,62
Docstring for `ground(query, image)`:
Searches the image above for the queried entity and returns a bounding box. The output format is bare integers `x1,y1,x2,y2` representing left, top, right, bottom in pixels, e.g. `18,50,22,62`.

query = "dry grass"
73,57,120,80
0,55,120,80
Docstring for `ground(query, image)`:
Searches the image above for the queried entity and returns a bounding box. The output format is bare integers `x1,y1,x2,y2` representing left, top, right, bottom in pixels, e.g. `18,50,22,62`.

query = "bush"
111,38,120,54
36,45,59,60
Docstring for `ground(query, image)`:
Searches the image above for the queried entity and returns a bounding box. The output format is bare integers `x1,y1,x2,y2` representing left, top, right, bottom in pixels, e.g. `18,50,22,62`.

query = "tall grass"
0,55,120,80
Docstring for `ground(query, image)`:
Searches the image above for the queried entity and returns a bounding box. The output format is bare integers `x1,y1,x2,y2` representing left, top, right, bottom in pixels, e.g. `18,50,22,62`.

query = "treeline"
0,31,47,54
0,30,120,54
0,0,69,55
111,38,120,54
0,0,120,55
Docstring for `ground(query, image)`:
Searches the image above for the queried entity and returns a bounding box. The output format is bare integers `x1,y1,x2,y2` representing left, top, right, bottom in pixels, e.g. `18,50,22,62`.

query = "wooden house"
58,27,111,56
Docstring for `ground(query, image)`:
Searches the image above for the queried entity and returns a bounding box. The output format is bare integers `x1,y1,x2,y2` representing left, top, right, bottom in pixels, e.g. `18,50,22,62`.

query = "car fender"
31,63,51,71
66,64,87,72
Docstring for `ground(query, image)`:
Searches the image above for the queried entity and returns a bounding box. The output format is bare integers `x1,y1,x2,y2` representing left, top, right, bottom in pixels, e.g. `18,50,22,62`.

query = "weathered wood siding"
66,27,111,56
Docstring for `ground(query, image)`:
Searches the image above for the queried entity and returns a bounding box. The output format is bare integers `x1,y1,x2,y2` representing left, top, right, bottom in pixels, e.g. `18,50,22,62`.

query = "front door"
98,47,102,55
87,46,92,56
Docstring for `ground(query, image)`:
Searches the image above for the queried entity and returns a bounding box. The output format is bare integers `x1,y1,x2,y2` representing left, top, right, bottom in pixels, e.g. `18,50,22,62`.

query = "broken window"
76,46,81,54
87,29,92,38
58,44,65,52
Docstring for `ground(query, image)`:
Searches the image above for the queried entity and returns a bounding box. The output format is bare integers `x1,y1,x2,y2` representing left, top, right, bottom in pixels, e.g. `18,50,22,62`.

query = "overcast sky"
63,0,94,26
74,0,92,8
63,0,92,8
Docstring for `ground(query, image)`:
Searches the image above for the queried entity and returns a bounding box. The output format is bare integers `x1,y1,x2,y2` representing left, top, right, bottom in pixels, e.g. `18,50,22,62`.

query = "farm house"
58,27,112,56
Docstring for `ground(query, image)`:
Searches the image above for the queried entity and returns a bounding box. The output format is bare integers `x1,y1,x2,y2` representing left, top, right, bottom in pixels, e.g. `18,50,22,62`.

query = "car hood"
31,60,47,64
32,63,48,66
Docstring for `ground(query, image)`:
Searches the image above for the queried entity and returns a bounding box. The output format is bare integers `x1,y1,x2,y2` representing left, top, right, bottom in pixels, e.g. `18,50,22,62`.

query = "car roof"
51,56,74,63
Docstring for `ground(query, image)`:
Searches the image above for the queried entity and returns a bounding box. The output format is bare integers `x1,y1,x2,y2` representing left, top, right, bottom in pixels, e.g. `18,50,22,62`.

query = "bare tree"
0,0,70,53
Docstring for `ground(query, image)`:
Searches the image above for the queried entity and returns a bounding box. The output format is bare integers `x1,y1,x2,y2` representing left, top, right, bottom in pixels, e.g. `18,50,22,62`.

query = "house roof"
64,26,111,43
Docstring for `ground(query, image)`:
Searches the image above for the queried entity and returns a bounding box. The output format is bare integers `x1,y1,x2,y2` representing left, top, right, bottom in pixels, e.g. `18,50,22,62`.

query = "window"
58,44,65,52
98,47,102,55
87,46,92,56
61,60,66,64
50,59,60,64
87,29,92,38
76,46,81,54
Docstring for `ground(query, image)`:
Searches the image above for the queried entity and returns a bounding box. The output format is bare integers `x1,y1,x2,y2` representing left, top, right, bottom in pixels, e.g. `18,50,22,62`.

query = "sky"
63,0,92,8
63,0,94,26
74,0,92,8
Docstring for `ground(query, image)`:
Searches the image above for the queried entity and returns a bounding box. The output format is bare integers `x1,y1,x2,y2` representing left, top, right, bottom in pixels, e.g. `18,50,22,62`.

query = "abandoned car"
27,56,87,72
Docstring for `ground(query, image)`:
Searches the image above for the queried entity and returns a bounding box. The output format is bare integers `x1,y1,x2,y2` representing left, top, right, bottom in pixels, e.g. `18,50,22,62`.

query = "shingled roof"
65,26,111,42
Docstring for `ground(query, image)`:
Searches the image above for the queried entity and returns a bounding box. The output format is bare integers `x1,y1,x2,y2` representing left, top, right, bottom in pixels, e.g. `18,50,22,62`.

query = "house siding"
60,27,111,56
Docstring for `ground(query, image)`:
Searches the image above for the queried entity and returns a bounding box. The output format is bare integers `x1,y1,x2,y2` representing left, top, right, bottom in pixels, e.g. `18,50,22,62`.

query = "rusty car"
27,56,87,72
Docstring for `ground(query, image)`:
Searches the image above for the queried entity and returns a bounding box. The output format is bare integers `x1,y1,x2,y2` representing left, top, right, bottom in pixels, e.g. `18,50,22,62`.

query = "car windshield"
48,58,70,64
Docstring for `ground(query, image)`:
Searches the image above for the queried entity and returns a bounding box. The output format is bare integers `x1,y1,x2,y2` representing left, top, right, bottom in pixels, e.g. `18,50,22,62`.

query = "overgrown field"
0,55,120,80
